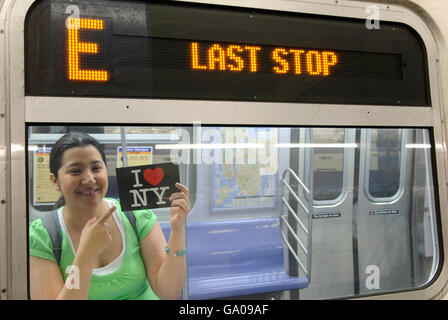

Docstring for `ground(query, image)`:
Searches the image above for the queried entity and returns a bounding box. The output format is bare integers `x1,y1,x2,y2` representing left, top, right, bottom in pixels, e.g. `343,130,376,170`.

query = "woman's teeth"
80,189,98,195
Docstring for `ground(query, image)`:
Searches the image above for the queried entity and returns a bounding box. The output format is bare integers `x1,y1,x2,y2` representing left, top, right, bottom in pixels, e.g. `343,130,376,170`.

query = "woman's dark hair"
50,132,106,208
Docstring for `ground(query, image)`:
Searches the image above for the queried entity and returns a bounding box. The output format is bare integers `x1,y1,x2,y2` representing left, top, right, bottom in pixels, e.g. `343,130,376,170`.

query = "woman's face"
50,145,108,210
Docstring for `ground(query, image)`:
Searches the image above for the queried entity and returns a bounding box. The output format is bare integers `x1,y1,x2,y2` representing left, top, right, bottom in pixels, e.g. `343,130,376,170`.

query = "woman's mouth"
78,188,100,197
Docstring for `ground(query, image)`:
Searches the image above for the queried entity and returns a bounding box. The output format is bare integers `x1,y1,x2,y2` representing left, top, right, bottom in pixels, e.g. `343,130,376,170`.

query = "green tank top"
29,198,160,300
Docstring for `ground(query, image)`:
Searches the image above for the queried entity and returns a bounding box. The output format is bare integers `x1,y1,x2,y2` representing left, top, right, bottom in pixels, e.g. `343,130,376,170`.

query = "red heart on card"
143,167,164,186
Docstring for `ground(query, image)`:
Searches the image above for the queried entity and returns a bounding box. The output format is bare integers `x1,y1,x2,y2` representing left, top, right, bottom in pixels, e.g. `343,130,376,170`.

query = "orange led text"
273,49,338,76
67,18,109,81
191,42,338,76
192,42,261,72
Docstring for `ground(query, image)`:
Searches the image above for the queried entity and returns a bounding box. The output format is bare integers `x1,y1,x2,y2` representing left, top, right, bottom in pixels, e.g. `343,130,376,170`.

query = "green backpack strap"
110,198,138,239
124,210,138,240
41,210,62,265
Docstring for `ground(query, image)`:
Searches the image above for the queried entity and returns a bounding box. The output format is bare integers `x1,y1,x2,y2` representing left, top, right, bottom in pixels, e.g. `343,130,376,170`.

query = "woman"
29,132,190,299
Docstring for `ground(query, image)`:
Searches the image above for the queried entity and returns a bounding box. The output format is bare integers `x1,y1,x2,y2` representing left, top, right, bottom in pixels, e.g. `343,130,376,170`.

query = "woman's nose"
82,171,96,185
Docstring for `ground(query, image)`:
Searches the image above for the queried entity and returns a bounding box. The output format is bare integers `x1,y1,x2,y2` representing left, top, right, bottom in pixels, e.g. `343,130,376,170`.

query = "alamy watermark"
365,264,380,290
365,5,380,30
65,265,80,290
162,126,279,175
65,5,80,29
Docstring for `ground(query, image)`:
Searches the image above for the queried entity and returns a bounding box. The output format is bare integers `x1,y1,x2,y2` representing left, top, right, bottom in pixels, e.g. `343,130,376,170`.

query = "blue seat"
161,218,308,300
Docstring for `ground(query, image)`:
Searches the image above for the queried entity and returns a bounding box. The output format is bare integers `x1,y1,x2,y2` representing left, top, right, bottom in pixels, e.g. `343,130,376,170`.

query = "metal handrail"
280,167,312,281
281,196,308,235
281,177,309,215
283,168,310,194
280,224,308,275
280,215,308,255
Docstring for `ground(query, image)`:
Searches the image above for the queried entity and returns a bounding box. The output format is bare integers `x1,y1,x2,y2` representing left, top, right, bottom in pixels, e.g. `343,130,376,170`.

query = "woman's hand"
77,206,116,259
169,183,190,231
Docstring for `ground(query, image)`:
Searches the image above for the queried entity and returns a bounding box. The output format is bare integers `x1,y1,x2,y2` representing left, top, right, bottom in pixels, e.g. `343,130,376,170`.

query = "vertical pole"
120,127,128,168
307,137,314,282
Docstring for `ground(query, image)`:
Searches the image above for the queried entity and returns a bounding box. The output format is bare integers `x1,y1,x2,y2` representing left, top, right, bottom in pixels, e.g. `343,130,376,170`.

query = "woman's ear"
49,173,60,192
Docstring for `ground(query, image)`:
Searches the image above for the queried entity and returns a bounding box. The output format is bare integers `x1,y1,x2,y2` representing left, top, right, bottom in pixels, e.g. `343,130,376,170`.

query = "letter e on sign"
67,18,109,81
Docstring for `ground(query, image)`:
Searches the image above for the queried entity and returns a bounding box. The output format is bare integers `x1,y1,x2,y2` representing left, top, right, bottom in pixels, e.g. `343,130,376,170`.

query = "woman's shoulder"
29,217,49,238
29,217,57,262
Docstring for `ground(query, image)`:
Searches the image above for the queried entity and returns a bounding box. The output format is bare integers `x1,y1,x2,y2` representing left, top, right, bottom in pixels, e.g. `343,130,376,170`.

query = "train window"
27,125,439,299
307,128,346,202
18,0,442,302
366,129,404,200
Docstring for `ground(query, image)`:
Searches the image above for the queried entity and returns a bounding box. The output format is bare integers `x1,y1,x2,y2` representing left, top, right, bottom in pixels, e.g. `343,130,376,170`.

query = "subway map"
212,128,278,210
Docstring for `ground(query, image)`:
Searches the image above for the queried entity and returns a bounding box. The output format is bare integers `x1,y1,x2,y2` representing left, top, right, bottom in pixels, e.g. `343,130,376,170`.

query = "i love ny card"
115,162,180,211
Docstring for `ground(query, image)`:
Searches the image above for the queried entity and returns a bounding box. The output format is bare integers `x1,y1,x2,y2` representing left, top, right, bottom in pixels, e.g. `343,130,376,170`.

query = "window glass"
28,125,439,299
368,129,402,199
311,129,345,202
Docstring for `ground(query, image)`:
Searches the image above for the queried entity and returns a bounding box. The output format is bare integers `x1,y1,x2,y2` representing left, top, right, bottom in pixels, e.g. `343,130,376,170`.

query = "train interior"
26,125,440,299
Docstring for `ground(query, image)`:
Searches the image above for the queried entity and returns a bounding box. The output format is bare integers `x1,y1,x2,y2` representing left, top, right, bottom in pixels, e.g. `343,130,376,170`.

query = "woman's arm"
140,183,190,300
140,222,187,299
30,256,65,299
29,252,94,300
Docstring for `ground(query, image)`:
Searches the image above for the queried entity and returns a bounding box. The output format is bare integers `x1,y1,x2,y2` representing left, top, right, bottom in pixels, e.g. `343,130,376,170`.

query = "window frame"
1,0,447,300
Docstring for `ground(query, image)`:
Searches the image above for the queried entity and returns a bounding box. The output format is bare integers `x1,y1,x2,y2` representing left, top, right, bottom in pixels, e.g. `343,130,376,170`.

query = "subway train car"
0,0,448,300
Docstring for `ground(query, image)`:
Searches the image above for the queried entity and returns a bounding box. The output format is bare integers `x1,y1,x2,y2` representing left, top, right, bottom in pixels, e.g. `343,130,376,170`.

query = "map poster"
117,146,153,168
33,147,60,205
212,128,278,210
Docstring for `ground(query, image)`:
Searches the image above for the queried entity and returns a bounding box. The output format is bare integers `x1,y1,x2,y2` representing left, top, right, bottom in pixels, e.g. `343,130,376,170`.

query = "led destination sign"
26,0,429,106
66,17,399,82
